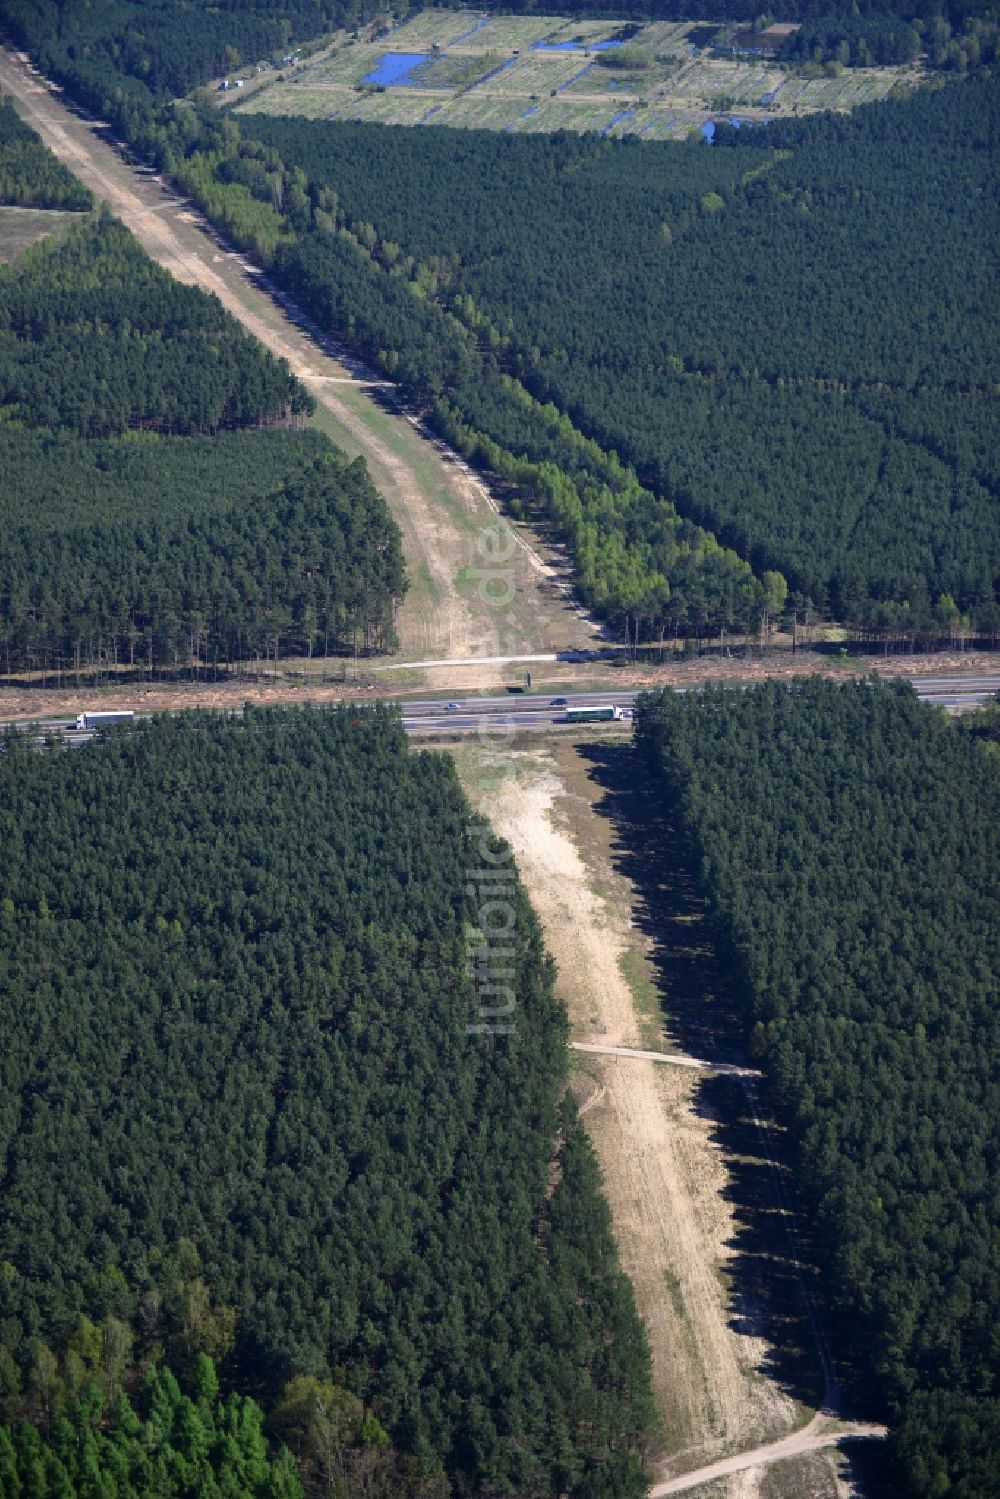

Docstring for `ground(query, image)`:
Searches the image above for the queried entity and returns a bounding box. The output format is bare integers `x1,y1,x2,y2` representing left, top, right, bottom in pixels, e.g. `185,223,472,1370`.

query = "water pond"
362,52,428,87
532,37,622,52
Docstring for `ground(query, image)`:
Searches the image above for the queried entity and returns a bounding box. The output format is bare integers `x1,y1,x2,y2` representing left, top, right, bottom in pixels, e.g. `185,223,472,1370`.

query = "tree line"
0,428,406,677
2,0,390,102
635,680,1000,1498
0,709,655,1497
778,13,922,67
0,208,406,674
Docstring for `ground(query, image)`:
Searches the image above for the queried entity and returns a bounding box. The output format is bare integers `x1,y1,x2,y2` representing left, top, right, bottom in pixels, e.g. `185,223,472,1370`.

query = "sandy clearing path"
571,1042,761,1078
455,746,802,1495
649,1414,888,1496
0,47,602,664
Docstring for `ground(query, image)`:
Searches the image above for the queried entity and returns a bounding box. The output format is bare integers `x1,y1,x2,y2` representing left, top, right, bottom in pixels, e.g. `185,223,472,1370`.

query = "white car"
445,701,462,711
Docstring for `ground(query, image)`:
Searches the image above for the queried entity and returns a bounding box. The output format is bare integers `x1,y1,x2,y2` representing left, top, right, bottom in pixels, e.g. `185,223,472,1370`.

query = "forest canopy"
0,1360,305,1499
0,94,91,209
0,708,654,1498
0,210,405,672
8,3,998,638
243,74,999,634
635,680,1000,1497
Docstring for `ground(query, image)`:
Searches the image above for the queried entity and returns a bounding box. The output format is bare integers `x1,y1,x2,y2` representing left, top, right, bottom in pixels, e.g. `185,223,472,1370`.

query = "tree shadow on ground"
577,737,836,1414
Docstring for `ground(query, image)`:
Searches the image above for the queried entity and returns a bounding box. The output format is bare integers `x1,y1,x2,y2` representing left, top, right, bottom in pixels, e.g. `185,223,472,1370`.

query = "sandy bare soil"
0,47,601,665
649,1413,887,1497
452,741,846,1498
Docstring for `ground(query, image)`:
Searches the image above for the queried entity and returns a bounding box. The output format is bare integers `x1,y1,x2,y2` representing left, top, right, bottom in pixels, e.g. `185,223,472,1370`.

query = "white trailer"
75,710,136,731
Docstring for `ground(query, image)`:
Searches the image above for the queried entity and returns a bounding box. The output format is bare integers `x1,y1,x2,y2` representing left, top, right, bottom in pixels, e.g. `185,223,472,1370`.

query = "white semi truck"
75,710,136,731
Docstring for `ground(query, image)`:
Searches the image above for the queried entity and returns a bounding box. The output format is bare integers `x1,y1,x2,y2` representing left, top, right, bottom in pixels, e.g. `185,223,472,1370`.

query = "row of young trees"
0,709,655,1496
0,174,405,672
635,680,1000,1497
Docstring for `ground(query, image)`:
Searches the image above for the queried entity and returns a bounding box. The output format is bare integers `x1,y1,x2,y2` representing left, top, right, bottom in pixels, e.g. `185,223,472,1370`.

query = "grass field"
0,204,86,261
236,9,922,137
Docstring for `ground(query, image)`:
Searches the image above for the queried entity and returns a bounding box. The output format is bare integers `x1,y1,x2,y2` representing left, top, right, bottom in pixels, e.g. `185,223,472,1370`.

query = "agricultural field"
235,8,922,138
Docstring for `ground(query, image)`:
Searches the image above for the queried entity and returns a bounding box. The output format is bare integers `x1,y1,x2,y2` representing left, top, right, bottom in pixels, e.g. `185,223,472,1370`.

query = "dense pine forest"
0,709,654,1497
0,208,405,673
7,3,998,639
635,680,1000,1497
0,94,90,208
0,213,307,436
244,74,999,634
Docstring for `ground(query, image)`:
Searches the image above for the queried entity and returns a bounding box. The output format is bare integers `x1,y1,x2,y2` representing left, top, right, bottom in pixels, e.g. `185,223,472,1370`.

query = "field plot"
471,50,590,95
640,20,705,53
0,204,84,260
375,10,497,50
665,58,784,107
517,99,613,133
455,15,558,51
779,69,910,109
237,9,924,137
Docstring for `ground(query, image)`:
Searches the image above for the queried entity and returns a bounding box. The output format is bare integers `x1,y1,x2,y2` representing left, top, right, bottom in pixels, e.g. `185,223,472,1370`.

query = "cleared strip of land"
452,738,852,1499
0,47,601,669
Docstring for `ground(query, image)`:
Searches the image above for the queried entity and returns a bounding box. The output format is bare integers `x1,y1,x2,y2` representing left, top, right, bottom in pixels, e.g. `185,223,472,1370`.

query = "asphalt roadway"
2,673,998,748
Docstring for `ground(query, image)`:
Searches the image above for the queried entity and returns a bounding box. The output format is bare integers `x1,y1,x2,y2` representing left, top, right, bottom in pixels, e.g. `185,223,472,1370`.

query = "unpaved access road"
0,46,602,665
571,1042,761,1078
453,744,815,1498
648,1413,888,1496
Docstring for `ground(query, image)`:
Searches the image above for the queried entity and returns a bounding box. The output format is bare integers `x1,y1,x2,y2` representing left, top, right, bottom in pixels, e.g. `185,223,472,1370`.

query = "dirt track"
0,46,600,664
453,743,827,1498
649,1413,888,1496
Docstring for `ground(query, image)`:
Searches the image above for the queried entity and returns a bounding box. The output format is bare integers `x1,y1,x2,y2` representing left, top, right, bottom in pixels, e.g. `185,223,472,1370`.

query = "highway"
2,674,998,748
397,673,1000,731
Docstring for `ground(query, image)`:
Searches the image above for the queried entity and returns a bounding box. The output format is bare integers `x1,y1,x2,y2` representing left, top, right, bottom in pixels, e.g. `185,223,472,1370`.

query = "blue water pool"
592,39,624,51
701,120,715,141
362,52,428,86
601,109,635,136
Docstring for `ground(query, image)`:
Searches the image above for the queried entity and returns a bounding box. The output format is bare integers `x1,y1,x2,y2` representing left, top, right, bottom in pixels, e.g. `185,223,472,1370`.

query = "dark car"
550,697,568,707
